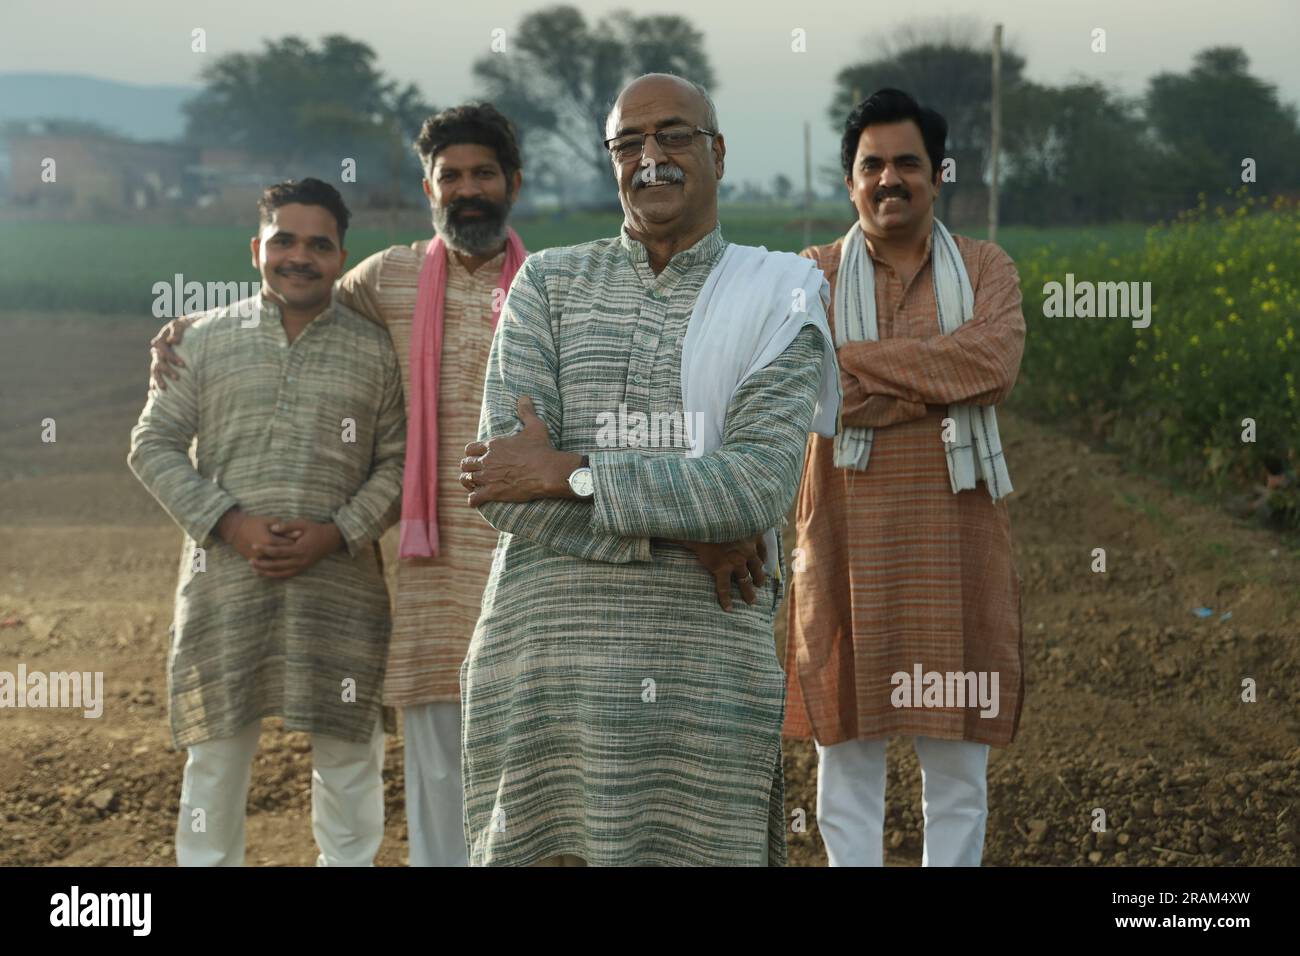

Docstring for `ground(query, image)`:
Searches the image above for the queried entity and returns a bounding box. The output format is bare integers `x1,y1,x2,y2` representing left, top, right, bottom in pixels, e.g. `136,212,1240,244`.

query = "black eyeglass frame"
603,125,718,162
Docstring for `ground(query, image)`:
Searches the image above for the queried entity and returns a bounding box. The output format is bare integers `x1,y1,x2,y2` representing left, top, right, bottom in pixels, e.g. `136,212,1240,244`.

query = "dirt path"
2,313,1297,866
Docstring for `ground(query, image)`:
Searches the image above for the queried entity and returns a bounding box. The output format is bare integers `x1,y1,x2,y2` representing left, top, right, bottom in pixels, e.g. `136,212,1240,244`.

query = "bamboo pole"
989,23,1003,244
803,121,812,248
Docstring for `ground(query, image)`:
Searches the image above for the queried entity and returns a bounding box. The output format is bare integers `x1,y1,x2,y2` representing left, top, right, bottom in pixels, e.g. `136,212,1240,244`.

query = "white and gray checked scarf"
833,218,1013,500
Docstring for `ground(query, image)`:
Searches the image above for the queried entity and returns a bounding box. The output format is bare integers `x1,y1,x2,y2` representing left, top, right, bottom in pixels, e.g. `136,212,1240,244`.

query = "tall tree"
183,35,434,203
829,19,1025,223
1145,47,1300,208
473,5,715,198
772,173,793,203
999,81,1160,225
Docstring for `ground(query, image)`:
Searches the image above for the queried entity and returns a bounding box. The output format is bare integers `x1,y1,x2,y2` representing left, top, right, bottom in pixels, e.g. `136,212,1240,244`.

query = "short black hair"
257,177,350,245
840,88,947,181
414,102,522,184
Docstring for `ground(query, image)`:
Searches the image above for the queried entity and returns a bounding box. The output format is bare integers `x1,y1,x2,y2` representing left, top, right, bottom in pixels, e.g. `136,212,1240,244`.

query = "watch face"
570,467,594,497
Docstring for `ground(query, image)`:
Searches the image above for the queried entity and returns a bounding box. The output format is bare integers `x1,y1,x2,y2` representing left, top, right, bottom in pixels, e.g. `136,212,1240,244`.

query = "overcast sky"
3,0,1297,187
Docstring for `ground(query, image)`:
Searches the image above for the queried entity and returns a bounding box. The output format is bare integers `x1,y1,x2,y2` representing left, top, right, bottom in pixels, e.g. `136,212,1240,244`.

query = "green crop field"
0,204,1291,526
1014,196,1299,527
0,210,1147,316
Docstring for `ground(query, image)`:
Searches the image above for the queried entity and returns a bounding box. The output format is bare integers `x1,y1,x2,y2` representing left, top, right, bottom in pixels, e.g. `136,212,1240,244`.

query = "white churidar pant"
815,736,990,867
402,701,469,867
175,716,385,866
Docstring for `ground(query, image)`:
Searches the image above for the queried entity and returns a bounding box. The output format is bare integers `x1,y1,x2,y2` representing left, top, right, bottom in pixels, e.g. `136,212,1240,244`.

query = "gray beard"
432,207,510,257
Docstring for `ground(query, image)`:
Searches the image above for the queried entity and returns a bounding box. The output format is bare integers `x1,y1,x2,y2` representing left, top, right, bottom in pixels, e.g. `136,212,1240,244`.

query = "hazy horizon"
2,0,1298,188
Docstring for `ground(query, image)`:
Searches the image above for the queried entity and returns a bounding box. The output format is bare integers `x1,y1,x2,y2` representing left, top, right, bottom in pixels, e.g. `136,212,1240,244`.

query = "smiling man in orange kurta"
784,89,1026,867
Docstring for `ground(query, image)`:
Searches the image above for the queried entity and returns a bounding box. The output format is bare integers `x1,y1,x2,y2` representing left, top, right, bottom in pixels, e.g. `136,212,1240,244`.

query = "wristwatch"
568,455,594,499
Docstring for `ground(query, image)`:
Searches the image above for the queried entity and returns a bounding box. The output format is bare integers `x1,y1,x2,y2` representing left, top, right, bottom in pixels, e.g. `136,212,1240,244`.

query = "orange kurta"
784,231,1026,747
336,241,504,707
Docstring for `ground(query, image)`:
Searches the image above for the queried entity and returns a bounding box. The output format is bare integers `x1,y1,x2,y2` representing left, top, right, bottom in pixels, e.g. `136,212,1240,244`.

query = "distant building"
0,125,436,220
190,147,280,212
4,125,195,212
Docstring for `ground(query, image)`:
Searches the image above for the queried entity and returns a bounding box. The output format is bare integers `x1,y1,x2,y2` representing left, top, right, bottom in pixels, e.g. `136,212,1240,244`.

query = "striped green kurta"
461,225,827,866
128,295,406,748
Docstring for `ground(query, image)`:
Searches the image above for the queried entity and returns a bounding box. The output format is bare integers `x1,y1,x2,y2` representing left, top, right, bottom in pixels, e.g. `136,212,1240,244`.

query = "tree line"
176,8,1300,224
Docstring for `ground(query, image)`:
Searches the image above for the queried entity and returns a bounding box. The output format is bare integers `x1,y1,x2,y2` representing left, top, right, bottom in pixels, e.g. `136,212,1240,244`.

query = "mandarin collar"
444,242,508,277
619,221,725,268
255,291,334,328
861,224,934,264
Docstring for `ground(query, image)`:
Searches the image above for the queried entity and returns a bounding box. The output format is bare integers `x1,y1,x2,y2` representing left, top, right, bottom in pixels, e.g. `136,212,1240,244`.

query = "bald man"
455,74,840,866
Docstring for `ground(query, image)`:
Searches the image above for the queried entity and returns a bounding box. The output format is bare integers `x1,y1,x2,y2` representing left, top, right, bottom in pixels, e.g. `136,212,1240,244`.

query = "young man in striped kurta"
150,105,527,868
457,75,838,866
129,179,406,866
784,90,1026,867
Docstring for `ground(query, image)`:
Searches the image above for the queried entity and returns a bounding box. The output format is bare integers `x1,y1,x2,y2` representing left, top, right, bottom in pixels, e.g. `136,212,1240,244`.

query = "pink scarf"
398,227,528,558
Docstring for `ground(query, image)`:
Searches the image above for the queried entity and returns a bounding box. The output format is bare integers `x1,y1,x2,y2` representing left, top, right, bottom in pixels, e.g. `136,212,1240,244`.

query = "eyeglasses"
603,125,717,164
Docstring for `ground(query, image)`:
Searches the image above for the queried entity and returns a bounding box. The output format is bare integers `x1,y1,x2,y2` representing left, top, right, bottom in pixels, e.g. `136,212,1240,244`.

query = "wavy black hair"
413,102,522,184
257,177,351,245
840,88,947,182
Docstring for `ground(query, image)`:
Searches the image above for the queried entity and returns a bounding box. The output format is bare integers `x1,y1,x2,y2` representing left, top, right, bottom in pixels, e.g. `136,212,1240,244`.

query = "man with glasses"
455,73,840,865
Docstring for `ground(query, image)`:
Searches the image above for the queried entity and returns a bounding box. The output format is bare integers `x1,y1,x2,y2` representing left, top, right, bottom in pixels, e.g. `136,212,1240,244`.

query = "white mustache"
635,164,686,188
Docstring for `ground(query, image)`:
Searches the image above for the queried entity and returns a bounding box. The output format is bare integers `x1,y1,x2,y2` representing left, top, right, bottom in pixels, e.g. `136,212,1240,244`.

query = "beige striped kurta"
462,225,829,866
336,242,505,707
784,233,1026,748
128,295,406,747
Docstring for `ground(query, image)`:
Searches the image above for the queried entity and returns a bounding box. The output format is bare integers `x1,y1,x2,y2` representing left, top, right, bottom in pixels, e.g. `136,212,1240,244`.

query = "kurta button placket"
627,285,666,401
280,321,320,421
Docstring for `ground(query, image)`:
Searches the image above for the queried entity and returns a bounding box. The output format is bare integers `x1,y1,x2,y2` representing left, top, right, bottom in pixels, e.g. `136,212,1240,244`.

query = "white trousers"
815,736,990,867
403,702,468,867
175,716,385,867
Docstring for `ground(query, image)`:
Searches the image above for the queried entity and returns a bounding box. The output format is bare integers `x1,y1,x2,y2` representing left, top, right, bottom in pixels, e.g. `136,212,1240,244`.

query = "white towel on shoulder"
680,242,841,571
834,219,1013,500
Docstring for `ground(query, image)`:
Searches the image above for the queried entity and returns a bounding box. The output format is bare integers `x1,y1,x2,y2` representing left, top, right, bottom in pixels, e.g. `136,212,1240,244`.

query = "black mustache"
448,197,499,218
875,188,910,202
276,267,320,278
